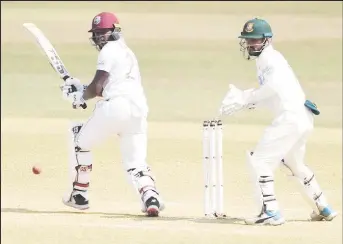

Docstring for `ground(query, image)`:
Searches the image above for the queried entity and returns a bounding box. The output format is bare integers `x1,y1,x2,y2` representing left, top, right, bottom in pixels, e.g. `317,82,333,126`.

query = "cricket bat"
23,22,87,109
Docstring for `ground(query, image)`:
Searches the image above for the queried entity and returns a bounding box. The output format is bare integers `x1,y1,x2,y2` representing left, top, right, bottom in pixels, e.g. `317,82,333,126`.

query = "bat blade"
23,22,87,109
23,22,70,80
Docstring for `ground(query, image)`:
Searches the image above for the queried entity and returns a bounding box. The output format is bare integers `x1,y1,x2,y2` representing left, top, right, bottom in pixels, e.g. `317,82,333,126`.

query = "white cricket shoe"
310,206,338,221
62,191,89,210
245,210,285,226
141,196,165,217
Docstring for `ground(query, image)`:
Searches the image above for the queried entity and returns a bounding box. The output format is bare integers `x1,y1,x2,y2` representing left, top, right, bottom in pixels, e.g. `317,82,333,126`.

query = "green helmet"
238,18,273,60
239,18,273,39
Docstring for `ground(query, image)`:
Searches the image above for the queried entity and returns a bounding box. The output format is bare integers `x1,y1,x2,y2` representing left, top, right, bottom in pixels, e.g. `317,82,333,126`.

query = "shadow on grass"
1,207,312,225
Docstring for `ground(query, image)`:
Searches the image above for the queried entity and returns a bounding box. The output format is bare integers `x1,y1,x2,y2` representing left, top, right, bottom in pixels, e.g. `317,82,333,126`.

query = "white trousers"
247,109,327,213
74,97,148,171
65,97,164,211
251,109,314,175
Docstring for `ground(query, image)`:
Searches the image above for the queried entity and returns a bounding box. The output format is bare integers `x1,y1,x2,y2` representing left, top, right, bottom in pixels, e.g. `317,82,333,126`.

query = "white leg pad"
127,167,163,212
246,151,264,214
67,122,93,198
247,151,279,212
281,162,328,213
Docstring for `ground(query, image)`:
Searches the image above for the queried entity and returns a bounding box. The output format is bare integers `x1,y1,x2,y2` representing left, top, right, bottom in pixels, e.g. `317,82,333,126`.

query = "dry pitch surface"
1,2,342,244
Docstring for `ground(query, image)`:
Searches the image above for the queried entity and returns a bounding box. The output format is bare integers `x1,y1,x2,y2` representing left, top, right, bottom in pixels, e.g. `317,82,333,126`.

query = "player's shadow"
1,207,244,224
102,214,246,225
1,207,92,215
1,208,312,224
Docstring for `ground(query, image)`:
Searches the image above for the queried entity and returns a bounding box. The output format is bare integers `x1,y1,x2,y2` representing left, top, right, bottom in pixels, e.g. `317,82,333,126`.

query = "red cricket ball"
32,166,41,175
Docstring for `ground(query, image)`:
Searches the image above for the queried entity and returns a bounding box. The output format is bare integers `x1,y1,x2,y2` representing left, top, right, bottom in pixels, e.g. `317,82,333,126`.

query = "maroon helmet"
88,12,122,50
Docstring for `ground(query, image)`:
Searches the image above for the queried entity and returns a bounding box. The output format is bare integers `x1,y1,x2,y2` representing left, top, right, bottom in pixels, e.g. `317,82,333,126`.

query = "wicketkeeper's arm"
244,83,275,104
244,68,278,104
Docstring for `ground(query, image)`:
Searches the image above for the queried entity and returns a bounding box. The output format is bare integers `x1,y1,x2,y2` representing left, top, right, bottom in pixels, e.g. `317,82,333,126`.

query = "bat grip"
63,75,87,109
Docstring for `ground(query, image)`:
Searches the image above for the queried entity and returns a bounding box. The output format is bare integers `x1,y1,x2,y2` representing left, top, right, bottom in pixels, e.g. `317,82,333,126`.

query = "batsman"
219,18,337,225
59,12,164,216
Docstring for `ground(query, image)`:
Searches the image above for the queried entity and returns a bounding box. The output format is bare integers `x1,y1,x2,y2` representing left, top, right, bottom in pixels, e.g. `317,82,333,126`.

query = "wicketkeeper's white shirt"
247,44,309,121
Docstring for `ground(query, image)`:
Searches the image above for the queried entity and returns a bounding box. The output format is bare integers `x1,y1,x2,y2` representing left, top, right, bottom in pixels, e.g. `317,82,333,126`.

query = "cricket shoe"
245,210,285,226
144,196,164,217
62,191,89,210
310,206,338,221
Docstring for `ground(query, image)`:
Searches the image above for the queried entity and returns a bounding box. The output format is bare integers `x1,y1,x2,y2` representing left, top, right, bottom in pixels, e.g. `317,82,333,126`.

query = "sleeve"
96,48,115,72
244,65,280,104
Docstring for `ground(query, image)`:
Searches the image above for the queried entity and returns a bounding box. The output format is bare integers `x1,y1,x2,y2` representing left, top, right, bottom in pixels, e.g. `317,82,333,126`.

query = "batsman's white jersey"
68,39,152,190
97,39,149,116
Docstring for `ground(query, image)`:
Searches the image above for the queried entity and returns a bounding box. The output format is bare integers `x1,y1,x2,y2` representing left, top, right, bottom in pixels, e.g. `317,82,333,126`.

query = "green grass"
1,1,342,127
2,39,342,81
1,39,342,127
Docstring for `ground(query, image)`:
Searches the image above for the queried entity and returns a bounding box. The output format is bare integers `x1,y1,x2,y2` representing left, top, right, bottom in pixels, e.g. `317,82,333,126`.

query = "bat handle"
63,75,87,109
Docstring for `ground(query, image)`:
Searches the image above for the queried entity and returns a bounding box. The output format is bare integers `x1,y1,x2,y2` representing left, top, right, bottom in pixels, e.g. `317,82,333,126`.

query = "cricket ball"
32,166,41,175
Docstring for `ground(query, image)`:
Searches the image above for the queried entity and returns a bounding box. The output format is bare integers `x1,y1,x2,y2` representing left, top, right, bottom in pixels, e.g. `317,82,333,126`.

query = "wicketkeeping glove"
219,84,246,115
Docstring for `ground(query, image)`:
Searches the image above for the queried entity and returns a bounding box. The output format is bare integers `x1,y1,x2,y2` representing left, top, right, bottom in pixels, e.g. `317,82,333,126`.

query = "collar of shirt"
256,44,275,70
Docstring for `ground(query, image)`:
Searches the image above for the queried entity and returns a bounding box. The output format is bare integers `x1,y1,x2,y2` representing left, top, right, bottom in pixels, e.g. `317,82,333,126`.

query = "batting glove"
60,77,87,102
64,77,84,92
67,91,86,109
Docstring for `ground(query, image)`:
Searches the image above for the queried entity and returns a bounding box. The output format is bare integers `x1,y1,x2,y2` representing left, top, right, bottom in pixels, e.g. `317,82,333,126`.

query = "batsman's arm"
83,47,115,101
82,70,109,101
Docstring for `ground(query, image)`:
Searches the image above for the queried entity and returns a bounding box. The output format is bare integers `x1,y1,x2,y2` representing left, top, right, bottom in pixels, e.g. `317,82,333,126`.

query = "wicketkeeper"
219,18,337,225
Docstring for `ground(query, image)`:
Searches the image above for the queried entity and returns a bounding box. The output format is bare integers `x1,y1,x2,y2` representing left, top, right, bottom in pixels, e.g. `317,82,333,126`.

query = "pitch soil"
1,118,342,244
